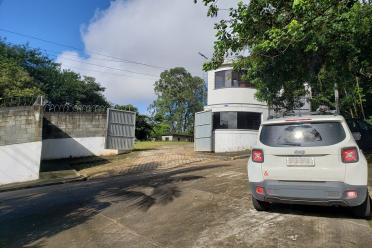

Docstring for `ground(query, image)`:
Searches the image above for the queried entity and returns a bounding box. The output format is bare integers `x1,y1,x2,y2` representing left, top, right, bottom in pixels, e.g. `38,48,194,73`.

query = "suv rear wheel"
352,193,371,219
252,196,270,211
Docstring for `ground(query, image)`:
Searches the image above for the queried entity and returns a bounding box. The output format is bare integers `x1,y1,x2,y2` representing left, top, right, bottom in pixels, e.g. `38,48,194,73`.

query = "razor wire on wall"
43,103,109,113
0,96,40,108
0,96,110,113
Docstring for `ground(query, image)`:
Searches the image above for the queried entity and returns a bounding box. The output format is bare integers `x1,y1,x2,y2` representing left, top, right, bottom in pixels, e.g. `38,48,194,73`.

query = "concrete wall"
0,106,43,185
41,112,107,160
214,129,258,153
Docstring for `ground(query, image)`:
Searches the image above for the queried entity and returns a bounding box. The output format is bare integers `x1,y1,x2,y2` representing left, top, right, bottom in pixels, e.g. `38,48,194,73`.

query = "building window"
215,70,255,89
213,112,261,130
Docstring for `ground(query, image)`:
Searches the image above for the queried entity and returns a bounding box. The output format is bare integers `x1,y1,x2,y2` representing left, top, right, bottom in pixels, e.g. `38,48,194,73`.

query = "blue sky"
0,0,226,114
0,0,153,112
0,0,110,56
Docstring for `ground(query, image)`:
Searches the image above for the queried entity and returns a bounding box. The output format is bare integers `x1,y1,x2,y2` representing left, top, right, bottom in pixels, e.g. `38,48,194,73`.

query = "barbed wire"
0,96,39,108
43,103,109,113
0,96,110,113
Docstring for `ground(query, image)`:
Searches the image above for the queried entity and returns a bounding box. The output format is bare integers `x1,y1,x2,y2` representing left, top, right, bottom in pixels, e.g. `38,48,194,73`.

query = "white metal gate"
194,110,213,152
105,109,136,150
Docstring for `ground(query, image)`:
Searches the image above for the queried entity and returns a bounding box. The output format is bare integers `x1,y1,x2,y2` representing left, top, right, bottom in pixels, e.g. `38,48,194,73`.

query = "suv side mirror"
352,132,362,141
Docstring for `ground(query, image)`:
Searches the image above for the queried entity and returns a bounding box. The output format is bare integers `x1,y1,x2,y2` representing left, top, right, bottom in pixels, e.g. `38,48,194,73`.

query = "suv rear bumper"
250,180,368,207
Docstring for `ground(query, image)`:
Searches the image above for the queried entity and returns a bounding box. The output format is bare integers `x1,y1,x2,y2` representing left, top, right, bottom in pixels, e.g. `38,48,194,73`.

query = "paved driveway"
0,159,371,248
72,143,234,178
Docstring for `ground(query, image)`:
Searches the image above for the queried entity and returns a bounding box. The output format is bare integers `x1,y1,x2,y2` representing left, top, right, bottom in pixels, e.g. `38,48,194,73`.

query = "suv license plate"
286,157,315,167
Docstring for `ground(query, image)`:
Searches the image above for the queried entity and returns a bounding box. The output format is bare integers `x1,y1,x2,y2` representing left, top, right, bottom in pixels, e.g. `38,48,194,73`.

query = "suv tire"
252,196,270,211
352,193,371,219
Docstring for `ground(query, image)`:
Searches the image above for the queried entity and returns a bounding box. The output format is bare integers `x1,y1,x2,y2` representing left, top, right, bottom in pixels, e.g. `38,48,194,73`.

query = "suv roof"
263,114,345,125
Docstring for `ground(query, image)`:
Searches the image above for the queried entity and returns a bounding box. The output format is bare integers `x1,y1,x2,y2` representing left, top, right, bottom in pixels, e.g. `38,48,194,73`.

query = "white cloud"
57,0,244,110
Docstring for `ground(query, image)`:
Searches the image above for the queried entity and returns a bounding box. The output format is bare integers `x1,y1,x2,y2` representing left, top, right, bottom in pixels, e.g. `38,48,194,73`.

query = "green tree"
0,39,108,105
0,56,43,98
150,67,206,135
197,0,372,117
150,113,171,138
114,104,138,112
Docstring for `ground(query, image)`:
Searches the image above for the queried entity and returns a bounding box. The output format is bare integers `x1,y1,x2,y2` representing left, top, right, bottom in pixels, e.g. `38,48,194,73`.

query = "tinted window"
260,122,346,147
237,112,261,129
215,70,255,89
213,112,261,130
215,70,232,89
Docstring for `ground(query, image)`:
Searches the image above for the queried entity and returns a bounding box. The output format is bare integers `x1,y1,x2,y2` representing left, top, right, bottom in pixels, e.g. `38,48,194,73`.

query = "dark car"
346,119,372,152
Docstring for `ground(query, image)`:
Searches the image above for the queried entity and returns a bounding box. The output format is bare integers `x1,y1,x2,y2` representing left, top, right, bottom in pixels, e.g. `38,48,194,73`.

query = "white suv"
248,114,370,218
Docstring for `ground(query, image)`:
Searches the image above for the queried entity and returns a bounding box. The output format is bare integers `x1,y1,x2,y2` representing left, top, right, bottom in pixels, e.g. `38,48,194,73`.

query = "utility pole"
335,82,340,115
344,89,354,118
355,77,366,120
198,52,209,106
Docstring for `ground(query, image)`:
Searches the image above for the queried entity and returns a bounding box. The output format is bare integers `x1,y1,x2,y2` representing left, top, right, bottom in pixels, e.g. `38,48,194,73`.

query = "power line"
0,27,167,70
63,64,157,80
57,58,159,80
48,54,159,78
36,49,160,78
45,49,160,73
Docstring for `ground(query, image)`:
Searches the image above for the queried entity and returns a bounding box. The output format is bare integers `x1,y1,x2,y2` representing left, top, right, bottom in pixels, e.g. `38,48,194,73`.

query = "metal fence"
105,108,136,151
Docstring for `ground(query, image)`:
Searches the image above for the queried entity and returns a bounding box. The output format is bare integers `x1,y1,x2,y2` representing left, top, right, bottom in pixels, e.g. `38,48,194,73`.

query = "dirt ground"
1,158,371,248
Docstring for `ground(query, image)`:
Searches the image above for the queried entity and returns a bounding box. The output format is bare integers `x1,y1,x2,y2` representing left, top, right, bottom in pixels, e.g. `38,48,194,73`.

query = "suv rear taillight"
341,147,359,163
252,149,264,163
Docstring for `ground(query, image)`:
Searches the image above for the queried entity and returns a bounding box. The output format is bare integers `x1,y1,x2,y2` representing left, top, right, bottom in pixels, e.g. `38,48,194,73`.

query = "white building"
161,134,193,142
194,62,309,153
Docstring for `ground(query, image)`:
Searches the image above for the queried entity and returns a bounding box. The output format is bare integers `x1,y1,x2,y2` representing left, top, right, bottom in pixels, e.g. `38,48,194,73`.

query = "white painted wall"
200,63,312,153
161,136,173,141
207,67,266,106
0,141,42,185
205,103,269,121
41,137,106,160
214,130,258,153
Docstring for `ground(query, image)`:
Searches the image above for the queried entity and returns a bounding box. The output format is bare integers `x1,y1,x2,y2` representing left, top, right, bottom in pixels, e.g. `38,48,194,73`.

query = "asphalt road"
0,159,371,248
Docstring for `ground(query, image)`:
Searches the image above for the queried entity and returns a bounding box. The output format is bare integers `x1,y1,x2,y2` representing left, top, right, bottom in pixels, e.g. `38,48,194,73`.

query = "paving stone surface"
77,143,242,178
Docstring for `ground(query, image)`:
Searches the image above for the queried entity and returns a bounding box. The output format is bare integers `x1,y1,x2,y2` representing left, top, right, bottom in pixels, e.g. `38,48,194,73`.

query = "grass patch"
134,141,191,151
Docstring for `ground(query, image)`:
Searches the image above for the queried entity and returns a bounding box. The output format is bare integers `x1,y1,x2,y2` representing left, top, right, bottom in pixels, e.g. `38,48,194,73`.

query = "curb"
84,159,228,180
230,154,250,160
81,155,249,180
0,176,86,193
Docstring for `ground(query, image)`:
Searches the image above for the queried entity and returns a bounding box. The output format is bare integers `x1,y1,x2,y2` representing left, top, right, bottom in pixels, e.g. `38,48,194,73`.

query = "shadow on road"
0,162,229,248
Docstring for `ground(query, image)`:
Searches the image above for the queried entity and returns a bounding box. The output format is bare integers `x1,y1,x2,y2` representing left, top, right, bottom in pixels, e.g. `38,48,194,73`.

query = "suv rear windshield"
260,122,346,147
